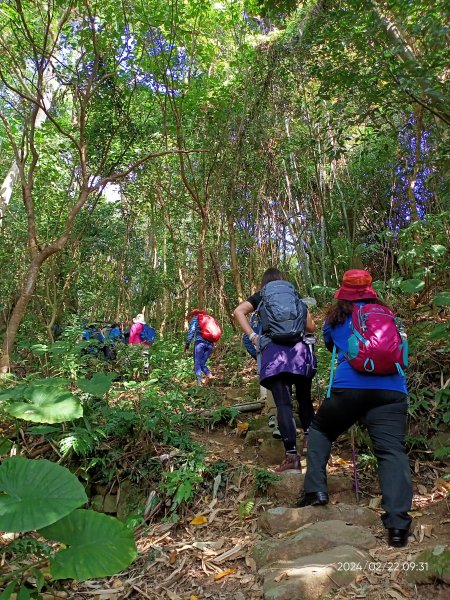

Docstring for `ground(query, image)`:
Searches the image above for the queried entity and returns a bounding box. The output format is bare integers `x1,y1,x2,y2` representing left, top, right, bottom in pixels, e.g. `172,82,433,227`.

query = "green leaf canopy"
40,510,137,580
0,457,87,532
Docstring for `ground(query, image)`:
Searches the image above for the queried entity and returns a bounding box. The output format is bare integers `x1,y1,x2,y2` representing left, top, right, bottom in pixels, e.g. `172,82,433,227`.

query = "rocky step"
267,471,356,506
254,519,377,570
259,504,378,535
260,544,372,600
255,504,379,600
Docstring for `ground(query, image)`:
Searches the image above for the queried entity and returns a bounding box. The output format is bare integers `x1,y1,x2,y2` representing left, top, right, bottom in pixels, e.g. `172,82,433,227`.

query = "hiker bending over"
298,269,412,549
234,268,317,473
185,309,222,385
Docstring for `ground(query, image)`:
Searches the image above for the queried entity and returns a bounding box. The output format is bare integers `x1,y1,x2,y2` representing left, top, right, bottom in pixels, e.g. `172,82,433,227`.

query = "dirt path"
70,383,449,600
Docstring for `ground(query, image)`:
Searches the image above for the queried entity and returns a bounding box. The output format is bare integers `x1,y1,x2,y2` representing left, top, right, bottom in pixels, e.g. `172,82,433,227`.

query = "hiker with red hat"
298,269,413,549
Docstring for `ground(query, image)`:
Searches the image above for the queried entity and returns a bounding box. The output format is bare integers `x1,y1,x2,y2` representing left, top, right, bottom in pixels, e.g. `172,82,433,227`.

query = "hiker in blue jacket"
299,270,412,549
104,323,124,360
185,310,214,385
81,323,105,356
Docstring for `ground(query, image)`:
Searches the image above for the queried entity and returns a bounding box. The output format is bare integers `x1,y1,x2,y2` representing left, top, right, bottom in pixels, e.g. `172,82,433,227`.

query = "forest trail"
0,0,448,597
70,381,449,600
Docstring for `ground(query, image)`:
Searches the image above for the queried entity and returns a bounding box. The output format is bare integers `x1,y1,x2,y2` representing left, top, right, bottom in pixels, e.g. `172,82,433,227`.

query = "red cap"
334,269,378,301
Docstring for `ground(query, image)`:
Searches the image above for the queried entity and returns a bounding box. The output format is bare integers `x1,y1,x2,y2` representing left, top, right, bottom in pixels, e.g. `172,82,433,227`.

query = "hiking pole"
350,426,359,503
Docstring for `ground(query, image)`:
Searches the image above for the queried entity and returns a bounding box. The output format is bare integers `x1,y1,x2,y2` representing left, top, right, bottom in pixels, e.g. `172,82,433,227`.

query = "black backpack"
258,280,307,347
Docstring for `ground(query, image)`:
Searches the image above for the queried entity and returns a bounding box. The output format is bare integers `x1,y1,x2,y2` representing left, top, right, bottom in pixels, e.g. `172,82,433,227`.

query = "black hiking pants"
264,374,314,454
304,388,412,530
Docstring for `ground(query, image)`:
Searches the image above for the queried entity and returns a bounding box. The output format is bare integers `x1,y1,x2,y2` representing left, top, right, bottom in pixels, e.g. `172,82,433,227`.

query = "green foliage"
238,498,255,519
40,509,137,580
4,384,82,424
0,457,137,590
77,373,117,397
58,425,107,457
0,457,87,532
357,451,377,472
0,437,13,455
0,374,91,426
101,408,139,437
253,468,281,493
434,292,450,307
433,446,450,461
0,9,449,597
400,279,425,294
162,469,204,512
395,213,450,284
2,537,52,561
17,321,98,380
210,406,240,427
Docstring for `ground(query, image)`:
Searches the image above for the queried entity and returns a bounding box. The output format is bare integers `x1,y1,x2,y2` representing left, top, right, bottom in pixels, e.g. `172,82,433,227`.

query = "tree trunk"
209,250,236,330
0,163,20,227
160,230,170,334
0,27,65,228
197,213,207,309
227,211,244,303
1,256,43,372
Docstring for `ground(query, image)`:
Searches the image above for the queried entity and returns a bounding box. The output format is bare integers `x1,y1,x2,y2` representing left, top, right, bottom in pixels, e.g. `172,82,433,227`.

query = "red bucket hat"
334,269,378,301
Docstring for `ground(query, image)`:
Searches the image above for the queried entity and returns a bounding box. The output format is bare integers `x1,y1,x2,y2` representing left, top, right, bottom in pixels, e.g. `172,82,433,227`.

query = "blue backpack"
258,280,307,349
140,324,156,344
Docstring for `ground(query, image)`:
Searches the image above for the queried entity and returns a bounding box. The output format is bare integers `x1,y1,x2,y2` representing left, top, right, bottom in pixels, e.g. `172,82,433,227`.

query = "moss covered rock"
406,545,450,584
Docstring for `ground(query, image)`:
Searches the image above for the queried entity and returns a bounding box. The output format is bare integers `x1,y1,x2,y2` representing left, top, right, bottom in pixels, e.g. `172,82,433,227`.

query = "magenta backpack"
346,304,408,375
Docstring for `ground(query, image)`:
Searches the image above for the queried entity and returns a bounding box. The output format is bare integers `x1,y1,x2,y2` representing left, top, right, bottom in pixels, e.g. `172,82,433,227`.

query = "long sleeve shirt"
323,302,407,393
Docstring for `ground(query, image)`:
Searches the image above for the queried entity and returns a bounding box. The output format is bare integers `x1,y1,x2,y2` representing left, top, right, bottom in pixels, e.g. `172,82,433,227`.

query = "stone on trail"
406,545,450,585
261,544,371,600
267,471,353,504
244,428,304,466
253,520,376,569
259,504,378,535
91,493,118,514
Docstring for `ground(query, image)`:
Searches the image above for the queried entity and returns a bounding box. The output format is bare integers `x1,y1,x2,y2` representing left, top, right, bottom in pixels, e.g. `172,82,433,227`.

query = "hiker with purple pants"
234,268,317,473
298,270,412,549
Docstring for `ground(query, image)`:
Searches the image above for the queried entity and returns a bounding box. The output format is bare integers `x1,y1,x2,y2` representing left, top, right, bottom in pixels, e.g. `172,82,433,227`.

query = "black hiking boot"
388,528,409,548
297,491,329,507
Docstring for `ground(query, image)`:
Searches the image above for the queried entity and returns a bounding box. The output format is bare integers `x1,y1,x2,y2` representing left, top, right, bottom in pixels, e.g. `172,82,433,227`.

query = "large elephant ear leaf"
39,510,137,580
0,383,28,404
77,372,117,397
5,384,82,423
0,457,87,532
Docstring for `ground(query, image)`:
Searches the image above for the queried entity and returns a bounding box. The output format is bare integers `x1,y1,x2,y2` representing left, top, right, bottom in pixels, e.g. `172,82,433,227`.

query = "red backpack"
346,304,408,375
196,311,222,343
